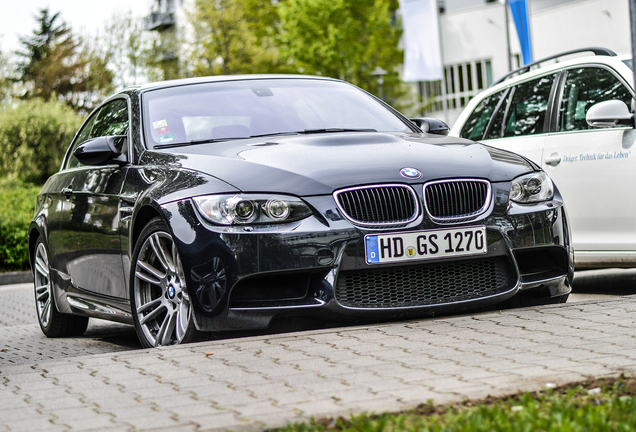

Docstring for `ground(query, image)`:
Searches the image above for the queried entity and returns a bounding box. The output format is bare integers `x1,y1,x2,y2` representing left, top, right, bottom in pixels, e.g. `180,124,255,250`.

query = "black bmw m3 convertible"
29,75,573,347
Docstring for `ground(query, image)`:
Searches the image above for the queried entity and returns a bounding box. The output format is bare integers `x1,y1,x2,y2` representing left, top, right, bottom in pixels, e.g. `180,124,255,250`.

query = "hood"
149,132,535,196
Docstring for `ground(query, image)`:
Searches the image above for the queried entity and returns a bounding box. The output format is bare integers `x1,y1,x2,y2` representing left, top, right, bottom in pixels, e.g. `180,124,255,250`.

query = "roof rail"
492,47,617,86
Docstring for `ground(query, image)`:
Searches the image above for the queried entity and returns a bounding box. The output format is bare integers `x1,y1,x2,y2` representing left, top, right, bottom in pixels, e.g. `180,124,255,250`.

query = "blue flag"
509,0,533,65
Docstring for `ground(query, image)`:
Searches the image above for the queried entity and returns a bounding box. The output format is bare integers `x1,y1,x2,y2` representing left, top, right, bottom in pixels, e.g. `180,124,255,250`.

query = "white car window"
459,90,505,141
559,67,633,131
499,75,555,138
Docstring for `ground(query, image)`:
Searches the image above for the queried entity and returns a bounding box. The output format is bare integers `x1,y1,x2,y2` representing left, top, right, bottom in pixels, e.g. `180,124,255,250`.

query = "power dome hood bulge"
156,132,536,196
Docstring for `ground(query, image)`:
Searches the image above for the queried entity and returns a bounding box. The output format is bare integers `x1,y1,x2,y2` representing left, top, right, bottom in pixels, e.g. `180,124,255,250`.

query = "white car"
451,48,635,269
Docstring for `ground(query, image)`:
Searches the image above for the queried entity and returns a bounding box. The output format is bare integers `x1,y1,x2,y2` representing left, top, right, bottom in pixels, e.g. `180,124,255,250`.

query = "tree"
147,25,182,81
278,0,406,105
15,8,114,113
0,48,13,103
103,11,169,87
187,0,288,76
104,11,153,88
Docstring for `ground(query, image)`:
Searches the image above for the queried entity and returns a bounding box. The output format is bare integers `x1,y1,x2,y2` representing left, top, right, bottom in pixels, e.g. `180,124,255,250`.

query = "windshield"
142,78,413,148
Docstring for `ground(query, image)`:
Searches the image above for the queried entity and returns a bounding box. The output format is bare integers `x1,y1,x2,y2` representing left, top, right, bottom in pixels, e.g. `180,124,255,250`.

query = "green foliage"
185,0,407,106
15,8,114,113
104,11,153,88
0,99,83,184
188,0,287,76
146,28,182,81
102,10,173,83
0,49,12,103
273,376,636,432
278,0,406,106
0,178,40,271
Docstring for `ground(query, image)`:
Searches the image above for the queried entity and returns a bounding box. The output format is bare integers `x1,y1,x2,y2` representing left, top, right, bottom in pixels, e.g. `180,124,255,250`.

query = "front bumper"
162,187,573,332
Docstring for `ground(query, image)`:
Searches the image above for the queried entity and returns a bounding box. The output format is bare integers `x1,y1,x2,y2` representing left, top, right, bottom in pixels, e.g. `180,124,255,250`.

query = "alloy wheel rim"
34,242,52,327
134,231,191,347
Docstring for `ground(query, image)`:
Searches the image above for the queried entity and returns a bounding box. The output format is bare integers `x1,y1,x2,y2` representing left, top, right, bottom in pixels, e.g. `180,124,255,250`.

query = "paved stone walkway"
0,284,140,368
2,281,636,431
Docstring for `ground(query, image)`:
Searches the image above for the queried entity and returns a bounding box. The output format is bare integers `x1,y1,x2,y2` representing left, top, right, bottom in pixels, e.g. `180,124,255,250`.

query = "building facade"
423,0,631,126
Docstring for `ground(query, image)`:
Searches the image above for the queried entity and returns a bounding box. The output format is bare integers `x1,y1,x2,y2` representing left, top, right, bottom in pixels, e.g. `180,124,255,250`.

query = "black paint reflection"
62,166,127,299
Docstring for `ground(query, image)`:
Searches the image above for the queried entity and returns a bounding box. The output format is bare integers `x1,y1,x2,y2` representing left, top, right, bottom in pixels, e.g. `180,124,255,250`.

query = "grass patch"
273,375,636,432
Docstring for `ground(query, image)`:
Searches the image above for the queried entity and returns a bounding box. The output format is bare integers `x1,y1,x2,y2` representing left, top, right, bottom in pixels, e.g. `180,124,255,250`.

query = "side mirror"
410,117,450,136
74,135,128,166
586,100,634,128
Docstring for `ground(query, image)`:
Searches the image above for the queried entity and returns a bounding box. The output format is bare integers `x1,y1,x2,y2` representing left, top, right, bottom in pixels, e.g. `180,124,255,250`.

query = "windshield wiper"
249,129,377,138
155,128,377,149
247,131,300,138
300,128,377,134
155,137,243,149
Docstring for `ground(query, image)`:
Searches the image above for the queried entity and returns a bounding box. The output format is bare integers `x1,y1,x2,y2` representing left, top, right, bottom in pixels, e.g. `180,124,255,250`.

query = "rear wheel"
33,237,88,337
131,218,204,348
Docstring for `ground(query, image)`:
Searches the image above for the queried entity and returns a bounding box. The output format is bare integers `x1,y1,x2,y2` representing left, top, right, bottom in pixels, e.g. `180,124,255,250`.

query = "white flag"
399,0,443,81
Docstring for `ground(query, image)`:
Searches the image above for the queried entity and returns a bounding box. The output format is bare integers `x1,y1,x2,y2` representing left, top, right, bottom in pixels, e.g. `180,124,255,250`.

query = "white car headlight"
509,171,554,204
193,194,312,225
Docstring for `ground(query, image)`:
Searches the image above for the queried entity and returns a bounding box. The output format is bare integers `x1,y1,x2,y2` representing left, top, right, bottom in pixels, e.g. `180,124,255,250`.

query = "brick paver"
1,283,636,431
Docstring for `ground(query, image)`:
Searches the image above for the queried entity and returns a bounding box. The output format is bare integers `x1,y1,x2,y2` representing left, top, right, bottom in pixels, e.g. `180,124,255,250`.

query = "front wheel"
33,237,88,337
130,218,204,348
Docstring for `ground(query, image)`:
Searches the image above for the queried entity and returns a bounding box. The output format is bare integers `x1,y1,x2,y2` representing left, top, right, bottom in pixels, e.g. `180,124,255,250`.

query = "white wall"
531,0,630,58
424,0,630,126
442,2,516,81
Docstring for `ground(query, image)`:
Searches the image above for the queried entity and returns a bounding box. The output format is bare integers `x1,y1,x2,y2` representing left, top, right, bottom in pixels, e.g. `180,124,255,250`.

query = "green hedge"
0,99,83,184
0,99,83,272
0,179,40,272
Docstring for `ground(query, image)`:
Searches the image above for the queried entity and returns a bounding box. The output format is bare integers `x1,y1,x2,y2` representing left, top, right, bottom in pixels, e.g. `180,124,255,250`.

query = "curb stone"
0,271,32,286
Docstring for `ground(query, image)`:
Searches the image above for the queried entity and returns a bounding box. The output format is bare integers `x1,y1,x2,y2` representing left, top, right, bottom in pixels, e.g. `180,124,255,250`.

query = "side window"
65,99,129,170
92,99,129,138
559,67,633,131
499,75,555,138
65,114,97,170
459,90,505,141
485,90,512,140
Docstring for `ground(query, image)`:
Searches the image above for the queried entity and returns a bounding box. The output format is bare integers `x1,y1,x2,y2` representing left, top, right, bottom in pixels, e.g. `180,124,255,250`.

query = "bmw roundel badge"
400,167,422,179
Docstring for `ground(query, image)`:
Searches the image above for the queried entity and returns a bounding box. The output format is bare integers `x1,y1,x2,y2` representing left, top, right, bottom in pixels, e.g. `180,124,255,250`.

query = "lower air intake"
335,257,514,308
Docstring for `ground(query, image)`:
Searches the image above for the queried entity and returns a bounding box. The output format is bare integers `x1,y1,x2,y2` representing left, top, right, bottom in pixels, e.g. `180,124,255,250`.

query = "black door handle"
62,186,73,198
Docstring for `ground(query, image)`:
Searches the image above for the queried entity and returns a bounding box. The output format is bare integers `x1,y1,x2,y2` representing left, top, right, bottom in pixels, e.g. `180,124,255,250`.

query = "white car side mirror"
586,100,634,128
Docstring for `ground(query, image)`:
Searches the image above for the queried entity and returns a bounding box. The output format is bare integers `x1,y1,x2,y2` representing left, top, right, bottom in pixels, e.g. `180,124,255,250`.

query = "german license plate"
365,226,487,264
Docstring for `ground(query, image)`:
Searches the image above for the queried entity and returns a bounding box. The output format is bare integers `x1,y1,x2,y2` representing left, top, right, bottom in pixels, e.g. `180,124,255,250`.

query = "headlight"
193,194,312,225
509,171,554,203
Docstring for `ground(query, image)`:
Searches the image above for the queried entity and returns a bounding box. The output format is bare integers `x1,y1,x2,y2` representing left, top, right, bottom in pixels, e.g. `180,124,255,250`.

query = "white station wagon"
451,48,635,269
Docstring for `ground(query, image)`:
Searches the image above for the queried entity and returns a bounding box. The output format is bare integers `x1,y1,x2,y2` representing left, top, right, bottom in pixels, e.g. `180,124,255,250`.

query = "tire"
130,218,204,348
33,237,89,337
